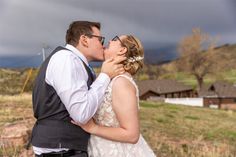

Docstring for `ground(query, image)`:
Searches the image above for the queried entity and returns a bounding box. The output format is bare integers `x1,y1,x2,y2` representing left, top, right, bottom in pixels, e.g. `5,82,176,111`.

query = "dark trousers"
35,150,88,157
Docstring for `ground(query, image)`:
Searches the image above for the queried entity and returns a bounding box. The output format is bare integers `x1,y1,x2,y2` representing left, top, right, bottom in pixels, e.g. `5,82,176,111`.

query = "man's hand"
71,119,98,134
101,56,126,79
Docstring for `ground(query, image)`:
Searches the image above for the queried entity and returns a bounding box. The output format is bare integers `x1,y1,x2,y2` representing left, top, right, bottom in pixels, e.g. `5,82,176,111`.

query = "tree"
177,28,217,90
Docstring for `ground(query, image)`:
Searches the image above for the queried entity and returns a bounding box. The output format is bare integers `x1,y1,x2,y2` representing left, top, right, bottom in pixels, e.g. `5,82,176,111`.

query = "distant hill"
212,43,236,69
144,43,178,64
1,43,233,68
0,43,178,67
161,43,236,72
0,56,42,68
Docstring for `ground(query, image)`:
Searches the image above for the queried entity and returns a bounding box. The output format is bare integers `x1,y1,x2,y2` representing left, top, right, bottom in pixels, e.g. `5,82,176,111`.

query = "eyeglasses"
112,36,136,50
86,34,105,45
112,36,126,47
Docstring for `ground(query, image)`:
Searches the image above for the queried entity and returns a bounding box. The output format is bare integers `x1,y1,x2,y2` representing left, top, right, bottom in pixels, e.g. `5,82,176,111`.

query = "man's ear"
80,35,89,47
118,47,127,56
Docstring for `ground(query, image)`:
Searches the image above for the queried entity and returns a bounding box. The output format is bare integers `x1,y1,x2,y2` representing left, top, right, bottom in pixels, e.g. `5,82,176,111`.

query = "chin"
104,56,112,61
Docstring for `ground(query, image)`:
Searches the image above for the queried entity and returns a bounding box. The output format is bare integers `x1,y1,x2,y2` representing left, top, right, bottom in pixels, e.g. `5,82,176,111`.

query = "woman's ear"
80,35,89,47
118,47,127,56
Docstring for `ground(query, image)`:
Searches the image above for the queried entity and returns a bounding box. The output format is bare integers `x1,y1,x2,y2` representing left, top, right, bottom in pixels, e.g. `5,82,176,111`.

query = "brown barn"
136,80,195,100
198,81,236,110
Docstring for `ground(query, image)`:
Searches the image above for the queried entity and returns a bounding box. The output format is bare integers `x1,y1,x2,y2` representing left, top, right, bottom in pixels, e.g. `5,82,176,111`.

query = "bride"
73,35,156,157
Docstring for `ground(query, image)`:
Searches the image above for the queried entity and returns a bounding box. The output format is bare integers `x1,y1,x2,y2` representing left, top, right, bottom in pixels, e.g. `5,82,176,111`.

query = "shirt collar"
65,44,89,66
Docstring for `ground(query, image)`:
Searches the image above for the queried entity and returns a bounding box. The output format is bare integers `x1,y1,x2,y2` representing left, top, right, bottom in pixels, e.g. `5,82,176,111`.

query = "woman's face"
104,35,126,60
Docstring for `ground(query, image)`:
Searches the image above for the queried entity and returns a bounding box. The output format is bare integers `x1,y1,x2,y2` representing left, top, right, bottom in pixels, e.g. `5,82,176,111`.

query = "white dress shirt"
33,44,110,155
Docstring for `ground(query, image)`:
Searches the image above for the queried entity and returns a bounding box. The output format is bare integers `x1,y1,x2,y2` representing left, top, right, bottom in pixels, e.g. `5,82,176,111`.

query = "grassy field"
0,68,38,95
1,94,236,156
140,101,236,157
0,94,33,156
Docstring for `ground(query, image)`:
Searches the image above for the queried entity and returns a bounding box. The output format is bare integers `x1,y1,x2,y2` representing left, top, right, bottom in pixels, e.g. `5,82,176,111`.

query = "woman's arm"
75,76,140,144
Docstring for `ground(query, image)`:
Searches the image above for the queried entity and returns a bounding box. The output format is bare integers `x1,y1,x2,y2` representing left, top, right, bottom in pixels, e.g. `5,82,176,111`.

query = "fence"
165,98,203,107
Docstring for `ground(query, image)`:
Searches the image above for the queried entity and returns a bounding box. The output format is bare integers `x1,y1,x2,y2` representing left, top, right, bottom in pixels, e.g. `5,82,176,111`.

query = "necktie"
88,64,96,80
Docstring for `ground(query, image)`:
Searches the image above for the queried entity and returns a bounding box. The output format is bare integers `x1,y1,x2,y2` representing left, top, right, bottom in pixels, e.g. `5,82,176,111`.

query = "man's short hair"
66,21,101,47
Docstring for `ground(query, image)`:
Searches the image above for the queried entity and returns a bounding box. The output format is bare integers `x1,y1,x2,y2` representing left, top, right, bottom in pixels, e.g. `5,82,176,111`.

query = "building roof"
136,79,193,96
198,81,236,98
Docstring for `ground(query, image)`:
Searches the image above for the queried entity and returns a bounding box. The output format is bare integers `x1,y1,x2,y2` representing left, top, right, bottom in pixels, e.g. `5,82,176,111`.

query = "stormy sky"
0,0,235,67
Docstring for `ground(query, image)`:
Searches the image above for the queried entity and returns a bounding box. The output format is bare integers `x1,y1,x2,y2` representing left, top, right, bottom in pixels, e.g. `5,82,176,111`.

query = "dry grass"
0,144,22,157
0,68,38,95
0,94,33,156
0,94,33,132
0,93,31,104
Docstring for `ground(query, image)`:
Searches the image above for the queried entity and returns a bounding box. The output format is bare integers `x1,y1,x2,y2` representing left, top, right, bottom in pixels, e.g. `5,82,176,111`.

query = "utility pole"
42,47,46,61
41,43,50,62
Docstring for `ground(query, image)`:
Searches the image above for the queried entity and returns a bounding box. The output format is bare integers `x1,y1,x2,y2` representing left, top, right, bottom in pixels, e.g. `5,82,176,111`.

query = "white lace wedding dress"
88,74,156,157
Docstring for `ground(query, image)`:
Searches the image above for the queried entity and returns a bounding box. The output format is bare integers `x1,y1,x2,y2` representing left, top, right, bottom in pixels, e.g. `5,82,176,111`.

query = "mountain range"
0,43,178,68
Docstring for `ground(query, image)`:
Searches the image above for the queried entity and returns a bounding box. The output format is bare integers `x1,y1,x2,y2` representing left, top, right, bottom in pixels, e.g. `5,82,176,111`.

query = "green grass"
223,69,236,83
165,69,236,88
184,115,200,120
140,101,236,156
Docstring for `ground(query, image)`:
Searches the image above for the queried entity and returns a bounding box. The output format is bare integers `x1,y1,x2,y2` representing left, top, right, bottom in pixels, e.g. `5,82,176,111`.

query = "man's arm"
46,51,110,124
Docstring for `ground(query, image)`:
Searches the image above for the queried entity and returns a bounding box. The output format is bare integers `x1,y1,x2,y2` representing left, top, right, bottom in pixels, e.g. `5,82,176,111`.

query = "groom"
31,21,125,157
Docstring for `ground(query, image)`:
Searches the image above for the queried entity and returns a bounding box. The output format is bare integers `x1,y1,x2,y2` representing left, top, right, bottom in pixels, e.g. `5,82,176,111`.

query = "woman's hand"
71,118,98,134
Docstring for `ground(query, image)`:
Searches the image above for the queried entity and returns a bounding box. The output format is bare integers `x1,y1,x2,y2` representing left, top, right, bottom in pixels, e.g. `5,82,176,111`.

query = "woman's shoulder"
111,73,136,92
112,73,133,83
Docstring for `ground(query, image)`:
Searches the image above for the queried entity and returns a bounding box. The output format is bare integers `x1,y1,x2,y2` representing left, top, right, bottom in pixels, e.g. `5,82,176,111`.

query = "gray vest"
31,46,95,151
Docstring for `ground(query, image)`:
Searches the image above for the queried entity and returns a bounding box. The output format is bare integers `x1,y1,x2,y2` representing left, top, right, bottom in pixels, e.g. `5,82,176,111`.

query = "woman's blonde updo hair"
121,35,144,75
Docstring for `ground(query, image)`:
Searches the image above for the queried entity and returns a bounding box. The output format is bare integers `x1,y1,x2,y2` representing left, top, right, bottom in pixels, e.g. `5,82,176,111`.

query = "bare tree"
177,28,217,90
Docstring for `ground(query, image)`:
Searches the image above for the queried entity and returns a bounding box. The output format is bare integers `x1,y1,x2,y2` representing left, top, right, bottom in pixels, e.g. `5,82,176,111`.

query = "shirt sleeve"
46,51,110,124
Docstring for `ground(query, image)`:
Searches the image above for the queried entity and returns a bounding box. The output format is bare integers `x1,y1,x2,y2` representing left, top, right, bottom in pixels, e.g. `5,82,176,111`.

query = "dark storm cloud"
0,0,235,60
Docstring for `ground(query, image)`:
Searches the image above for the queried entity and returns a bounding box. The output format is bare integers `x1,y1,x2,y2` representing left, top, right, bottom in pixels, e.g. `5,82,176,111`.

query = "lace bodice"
93,74,139,127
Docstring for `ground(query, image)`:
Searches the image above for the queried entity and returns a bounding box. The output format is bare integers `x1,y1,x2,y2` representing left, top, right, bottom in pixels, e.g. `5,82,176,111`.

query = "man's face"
87,27,105,61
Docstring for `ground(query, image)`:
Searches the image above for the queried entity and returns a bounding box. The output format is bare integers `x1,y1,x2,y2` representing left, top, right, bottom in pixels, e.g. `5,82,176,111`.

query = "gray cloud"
0,0,235,59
